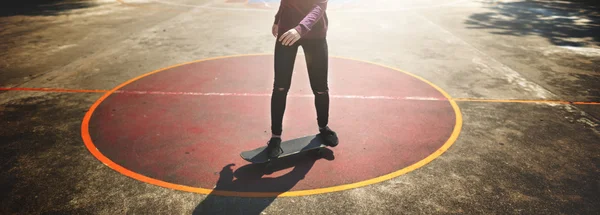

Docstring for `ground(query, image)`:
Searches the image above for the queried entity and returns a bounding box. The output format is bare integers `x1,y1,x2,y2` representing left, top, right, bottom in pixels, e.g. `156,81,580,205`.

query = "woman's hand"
279,28,301,46
272,24,278,37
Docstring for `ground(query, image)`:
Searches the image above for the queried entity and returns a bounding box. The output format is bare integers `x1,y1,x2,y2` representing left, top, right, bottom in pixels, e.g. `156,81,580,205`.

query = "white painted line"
113,90,448,101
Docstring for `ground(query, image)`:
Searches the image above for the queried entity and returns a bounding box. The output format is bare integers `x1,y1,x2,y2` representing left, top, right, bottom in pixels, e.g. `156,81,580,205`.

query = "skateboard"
240,134,328,165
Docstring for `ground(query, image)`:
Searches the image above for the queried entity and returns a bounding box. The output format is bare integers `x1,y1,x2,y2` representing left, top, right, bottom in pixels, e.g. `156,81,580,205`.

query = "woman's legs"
302,38,329,129
268,40,299,157
302,38,338,147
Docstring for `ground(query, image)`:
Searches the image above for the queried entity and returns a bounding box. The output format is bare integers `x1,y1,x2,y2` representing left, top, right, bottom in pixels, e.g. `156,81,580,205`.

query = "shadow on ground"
466,0,600,46
0,94,93,214
193,149,335,215
0,0,98,17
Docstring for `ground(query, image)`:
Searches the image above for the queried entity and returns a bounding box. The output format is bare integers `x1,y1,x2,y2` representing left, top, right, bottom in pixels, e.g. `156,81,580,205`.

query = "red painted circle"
87,55,456,193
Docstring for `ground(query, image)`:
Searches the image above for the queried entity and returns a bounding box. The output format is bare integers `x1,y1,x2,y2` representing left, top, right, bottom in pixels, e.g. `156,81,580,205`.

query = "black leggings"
271,38,329,136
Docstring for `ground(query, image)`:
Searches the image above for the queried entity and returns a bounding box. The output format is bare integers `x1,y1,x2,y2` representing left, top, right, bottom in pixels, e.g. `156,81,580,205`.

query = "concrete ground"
1,0,599,214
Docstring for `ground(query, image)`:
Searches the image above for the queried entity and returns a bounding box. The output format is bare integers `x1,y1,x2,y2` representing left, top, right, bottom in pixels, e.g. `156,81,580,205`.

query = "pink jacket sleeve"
294,0,328,37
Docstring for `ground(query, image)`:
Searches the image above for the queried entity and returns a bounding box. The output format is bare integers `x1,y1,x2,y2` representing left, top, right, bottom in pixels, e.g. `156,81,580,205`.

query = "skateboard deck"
240,134,327,164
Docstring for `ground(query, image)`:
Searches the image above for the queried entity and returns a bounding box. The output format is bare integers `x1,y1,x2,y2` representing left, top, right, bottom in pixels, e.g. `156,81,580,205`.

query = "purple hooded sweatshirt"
274,0,328,39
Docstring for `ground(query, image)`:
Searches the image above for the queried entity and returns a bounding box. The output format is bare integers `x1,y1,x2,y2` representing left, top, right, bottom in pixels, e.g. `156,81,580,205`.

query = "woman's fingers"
279,34,287,44
281,34,291,45
279,31,289,42
284,34,295,45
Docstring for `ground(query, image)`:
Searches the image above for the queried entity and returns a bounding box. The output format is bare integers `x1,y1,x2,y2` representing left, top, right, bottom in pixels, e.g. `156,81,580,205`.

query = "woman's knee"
313,89,329,96
273,86,289,94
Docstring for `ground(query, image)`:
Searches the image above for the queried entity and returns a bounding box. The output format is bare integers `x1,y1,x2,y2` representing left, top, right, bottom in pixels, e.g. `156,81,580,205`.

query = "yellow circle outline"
81,53,463,197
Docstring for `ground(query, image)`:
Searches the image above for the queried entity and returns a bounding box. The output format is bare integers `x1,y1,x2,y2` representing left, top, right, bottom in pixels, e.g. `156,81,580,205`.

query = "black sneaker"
266,137,283,158
319,126,339,147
